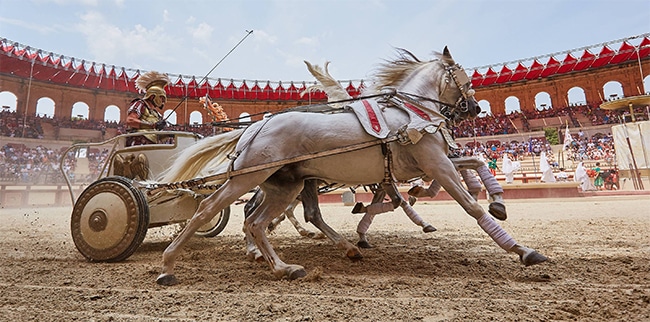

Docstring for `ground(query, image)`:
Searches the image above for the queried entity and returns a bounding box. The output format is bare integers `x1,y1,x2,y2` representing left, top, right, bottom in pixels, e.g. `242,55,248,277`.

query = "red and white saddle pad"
347,99,390,139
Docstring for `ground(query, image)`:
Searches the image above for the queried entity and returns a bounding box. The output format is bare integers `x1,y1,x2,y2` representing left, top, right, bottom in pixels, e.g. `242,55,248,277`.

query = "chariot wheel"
193,206,231,238
71,176,149,262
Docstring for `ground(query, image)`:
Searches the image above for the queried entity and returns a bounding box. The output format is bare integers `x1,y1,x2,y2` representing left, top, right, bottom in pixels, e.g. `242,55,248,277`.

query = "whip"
164,29,254,121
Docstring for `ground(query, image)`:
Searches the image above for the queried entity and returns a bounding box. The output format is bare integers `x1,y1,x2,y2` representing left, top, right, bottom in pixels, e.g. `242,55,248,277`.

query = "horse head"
374,47,479,125
438,46,480,123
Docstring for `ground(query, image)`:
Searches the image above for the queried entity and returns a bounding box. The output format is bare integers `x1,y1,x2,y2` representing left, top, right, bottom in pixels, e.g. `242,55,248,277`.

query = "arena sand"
0,195,649,321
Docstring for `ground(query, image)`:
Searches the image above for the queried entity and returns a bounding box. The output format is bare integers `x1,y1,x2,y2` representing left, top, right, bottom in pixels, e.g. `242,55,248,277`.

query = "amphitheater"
1,34,650,207
3,34,650,321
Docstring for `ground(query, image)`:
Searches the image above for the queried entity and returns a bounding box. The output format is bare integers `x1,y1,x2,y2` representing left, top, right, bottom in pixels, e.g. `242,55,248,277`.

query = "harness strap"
147,136,399,195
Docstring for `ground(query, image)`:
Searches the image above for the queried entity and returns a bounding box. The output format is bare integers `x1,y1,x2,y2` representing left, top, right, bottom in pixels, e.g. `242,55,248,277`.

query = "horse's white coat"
156,48,545,284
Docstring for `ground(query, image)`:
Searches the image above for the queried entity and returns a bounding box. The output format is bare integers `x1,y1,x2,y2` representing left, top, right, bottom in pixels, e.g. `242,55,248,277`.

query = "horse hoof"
346,249,364,261
407,186,424,197
156,274,179,286
488,202,507,221
357,241,374,249
408,196,417,206
351,202,366,214
520,250,548,267
422,225,437,233
288,268,307,280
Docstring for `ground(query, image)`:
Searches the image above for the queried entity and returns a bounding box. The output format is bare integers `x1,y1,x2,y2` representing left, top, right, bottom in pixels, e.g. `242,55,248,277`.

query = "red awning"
223,81,237,99
186,77,199,98
169,76,186,97
471,70,483,87
495,65,513,84
481,67,498,86
591,46,615,68
208,79,225,98
540,56,560,78
510,63,528,82
525,60,544,80
346,81,360,97
573,50,595,71
557,53,577,74
249,81,262,100
636,37,650,59
610,41,635,64
196,79,210,98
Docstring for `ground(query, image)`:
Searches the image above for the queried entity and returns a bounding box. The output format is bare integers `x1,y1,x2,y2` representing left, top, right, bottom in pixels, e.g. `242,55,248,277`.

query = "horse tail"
158,129,244,183
302,61,352,103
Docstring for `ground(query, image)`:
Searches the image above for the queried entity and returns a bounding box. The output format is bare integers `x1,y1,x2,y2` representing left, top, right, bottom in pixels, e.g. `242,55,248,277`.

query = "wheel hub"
88,210,108,232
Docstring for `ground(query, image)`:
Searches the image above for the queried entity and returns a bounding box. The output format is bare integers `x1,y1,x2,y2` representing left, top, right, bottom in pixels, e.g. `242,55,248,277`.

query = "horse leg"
157,175,259,286
246,181,309,280
300,179,361,258
459,169,481,201
426,157,546,267
355,188,389,248
382,182,436,233
475,164,507,221
453,157,507,221
242,188,266,261
408,180,442,198
285,198,324,239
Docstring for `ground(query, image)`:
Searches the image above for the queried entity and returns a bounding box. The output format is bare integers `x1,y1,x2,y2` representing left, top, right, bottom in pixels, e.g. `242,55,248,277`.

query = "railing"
0,184,84,208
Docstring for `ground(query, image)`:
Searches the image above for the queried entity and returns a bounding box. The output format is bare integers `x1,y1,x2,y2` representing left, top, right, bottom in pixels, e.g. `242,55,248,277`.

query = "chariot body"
60,131,231,262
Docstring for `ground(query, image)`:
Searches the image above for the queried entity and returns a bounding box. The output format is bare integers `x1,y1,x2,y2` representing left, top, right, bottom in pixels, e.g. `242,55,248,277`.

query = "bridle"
394,60,477,123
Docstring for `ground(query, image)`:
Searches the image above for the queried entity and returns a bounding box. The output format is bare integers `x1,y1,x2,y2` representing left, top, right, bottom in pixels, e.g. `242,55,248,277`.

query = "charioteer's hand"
154,120,166,130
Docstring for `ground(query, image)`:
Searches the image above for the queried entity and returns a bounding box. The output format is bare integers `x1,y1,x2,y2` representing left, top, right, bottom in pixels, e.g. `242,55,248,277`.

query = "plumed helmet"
136,71,171,108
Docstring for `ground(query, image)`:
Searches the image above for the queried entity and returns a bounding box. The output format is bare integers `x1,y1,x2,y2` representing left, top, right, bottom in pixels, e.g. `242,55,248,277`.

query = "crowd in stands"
566,130,616,164
1,143,63,183
0,103,646,184
0,110,45,138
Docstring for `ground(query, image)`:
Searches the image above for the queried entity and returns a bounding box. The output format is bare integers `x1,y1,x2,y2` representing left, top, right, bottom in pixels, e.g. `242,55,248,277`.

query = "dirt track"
1,195,649,321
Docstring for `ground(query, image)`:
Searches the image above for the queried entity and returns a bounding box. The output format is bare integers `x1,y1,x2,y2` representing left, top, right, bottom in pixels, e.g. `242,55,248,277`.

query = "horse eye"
459,100,468,111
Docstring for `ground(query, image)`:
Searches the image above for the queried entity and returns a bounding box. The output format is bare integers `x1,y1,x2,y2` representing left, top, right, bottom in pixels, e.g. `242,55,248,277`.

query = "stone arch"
478,99,492,117
105,105,121,122
72,102,90,119
644,75,650,94
0,91,18,112
603,80,624,100
189,111,203,125
163,110,177,125
504,96,521,115
567,87,587,106
534,92,552,110
36,97,55,117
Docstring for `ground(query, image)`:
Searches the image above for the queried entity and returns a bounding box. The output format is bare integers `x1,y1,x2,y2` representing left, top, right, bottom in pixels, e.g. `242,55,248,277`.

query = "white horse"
156,47,547,285
245,60,507,251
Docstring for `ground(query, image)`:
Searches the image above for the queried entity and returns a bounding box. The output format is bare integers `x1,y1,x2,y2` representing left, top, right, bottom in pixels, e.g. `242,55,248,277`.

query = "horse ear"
442,46,454,64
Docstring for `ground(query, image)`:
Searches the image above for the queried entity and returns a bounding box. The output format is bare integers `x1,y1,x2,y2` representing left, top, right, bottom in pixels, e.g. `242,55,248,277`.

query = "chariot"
59,131,231,262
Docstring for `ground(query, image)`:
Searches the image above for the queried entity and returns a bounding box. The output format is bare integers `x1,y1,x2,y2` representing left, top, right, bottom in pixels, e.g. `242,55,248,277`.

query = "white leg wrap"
356,213,375,234
365,202,394,215
460,169,482,195
477,165,504,195
426,180,442,197
477,213,516,251
357,202,394,234
400,202,428,227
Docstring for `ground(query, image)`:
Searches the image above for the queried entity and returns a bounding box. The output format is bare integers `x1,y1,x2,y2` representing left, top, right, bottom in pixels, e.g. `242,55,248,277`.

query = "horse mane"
369,48,443,92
